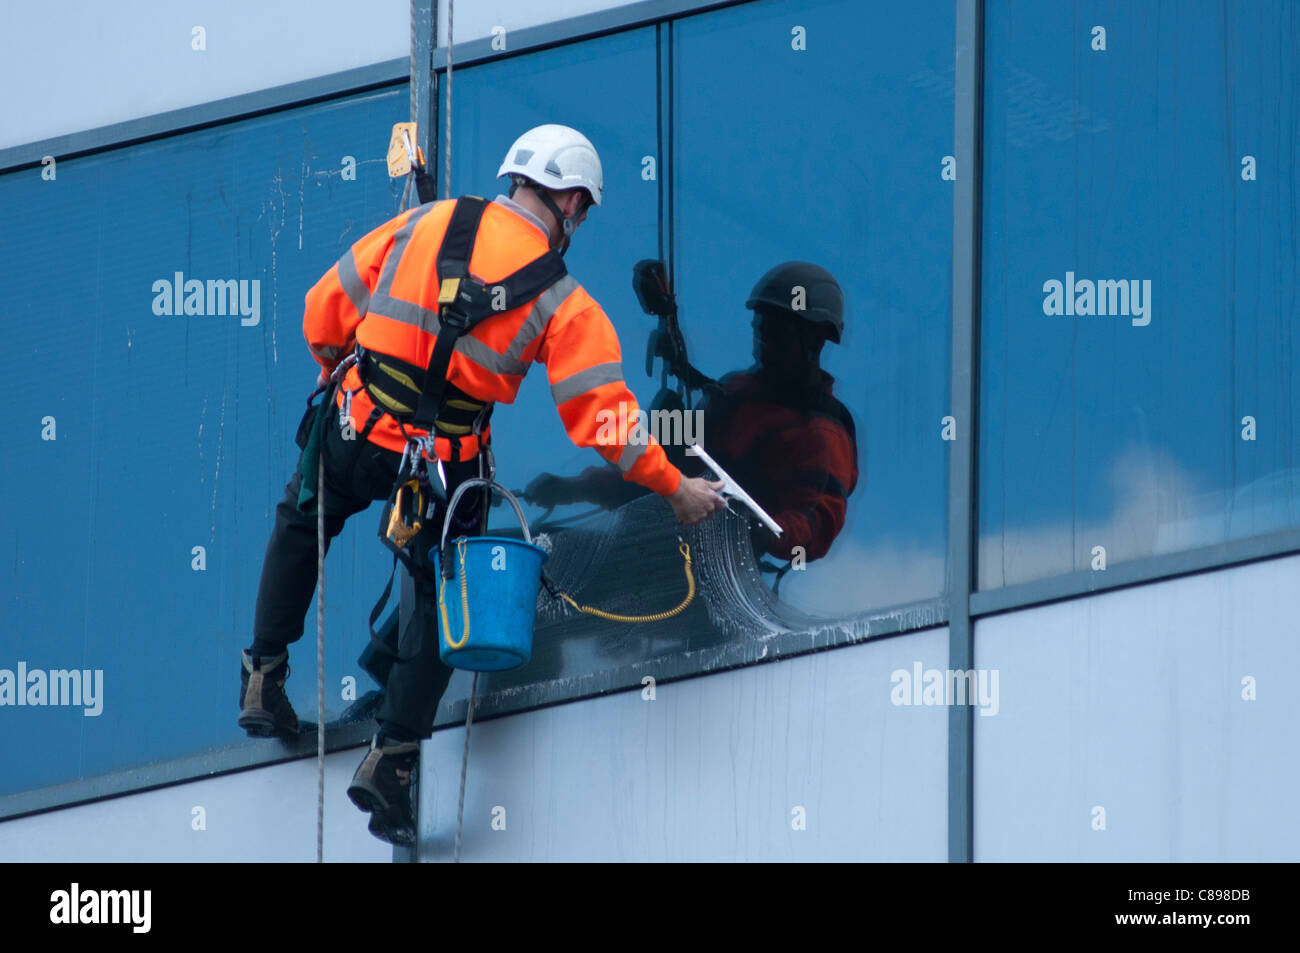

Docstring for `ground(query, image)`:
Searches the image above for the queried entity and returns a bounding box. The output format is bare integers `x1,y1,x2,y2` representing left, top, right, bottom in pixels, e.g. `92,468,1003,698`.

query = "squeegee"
687,444,783,538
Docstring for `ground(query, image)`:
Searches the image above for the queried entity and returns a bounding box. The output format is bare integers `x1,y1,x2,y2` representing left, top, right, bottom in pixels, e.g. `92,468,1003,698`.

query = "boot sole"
239,707,298,738
348,782,416,847
346,779,389,814
369,814,416,848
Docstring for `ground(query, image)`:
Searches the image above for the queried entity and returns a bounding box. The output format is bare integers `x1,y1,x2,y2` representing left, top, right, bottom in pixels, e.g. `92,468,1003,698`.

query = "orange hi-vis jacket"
301,196,683,498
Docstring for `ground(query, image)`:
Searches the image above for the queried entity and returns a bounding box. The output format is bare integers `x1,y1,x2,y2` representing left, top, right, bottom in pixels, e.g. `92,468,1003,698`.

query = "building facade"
0,0,1296,862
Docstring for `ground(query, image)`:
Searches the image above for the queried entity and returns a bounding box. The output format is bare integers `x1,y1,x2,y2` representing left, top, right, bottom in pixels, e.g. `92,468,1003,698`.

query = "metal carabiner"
329,350,358,384
398,439,418,480
338,388,353,430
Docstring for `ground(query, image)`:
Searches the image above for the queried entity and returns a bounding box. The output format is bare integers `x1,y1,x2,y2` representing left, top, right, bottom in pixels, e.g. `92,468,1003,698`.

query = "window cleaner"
240,113,726,854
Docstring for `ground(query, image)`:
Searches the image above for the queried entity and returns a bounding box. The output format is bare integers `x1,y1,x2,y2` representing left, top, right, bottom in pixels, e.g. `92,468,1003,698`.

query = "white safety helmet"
498,123,603,207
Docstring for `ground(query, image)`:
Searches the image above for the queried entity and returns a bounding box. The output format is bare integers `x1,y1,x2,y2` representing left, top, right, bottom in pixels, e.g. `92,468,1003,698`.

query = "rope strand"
316,452,326,864
443,0,453,200
454,672,476,863
446,0,466,863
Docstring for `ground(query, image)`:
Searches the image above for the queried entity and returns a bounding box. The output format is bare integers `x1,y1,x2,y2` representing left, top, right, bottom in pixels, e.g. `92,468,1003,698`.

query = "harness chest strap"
350,196,568,459
409,195,569,432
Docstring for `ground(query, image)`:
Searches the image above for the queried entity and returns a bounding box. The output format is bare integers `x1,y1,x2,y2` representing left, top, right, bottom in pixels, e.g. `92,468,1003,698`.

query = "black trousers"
252,410,483,738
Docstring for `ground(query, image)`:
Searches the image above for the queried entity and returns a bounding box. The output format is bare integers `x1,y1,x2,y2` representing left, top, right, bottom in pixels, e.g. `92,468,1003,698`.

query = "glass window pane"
672,0,954,615
438,4,954,715
979,1,1300,589
0,87,410,798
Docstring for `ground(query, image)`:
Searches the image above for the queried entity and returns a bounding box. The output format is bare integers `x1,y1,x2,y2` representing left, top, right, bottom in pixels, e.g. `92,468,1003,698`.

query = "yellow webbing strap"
372,359,421,393
368,384,414,415
434,418,473,435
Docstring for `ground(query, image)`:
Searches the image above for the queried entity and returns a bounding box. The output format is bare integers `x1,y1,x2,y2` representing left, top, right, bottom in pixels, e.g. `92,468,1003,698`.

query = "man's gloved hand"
316,367,331,389
524,472,576,508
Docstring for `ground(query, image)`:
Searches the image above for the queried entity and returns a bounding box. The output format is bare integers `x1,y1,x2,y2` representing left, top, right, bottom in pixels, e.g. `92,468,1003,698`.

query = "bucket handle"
440,477,534,549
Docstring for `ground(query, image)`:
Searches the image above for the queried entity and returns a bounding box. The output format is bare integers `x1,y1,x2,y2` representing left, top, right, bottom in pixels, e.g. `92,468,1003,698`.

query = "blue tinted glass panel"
979,1,1300,588
434,5,953,714
671,0,954,614
0,87,410,797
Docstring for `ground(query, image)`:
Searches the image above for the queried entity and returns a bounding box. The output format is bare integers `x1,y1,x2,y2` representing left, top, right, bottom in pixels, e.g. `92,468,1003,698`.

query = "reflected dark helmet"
745,262,844,344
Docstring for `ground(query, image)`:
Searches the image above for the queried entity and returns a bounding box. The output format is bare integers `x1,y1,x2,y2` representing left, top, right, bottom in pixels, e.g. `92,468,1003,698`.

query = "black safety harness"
363,195,568,663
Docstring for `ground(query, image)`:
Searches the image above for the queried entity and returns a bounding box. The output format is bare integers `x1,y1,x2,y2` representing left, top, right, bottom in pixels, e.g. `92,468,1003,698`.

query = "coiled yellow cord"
556,542,695,622
440,537,471,650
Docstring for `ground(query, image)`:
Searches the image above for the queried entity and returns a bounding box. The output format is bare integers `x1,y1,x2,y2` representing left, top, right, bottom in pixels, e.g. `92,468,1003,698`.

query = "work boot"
347,735,419,847
238,650,300,739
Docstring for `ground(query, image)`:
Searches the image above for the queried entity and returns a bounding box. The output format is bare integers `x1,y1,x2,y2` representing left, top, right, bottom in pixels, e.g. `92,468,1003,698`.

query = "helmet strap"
533,186,575,256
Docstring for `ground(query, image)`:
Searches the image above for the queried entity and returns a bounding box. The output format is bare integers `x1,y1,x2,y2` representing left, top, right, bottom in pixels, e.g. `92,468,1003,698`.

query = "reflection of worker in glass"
527,262,858,567
686,262,858,563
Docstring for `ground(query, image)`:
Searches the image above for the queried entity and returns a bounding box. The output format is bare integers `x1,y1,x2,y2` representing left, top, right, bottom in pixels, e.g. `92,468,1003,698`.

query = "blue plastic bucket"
433,480,547,672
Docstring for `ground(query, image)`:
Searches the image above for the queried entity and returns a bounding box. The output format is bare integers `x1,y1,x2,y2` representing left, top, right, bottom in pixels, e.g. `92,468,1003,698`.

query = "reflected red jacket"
698,367,859,561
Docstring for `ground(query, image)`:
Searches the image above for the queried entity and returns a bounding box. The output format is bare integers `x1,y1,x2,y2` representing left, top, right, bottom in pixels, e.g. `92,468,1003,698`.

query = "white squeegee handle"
687,444,783,538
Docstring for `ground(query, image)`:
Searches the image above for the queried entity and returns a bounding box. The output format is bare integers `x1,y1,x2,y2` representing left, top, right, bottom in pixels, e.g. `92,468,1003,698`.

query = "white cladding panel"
975,555,1300,861
418,627,951,861
0,0,408,150
0,748,392,862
